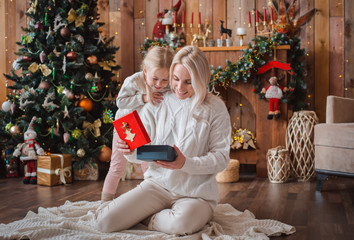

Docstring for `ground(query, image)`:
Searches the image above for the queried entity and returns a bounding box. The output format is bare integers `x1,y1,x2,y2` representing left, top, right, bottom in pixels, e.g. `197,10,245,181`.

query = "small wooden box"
37,154,72,186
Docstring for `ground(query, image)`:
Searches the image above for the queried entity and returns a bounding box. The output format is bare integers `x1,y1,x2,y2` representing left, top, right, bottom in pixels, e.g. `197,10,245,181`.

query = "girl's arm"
116,73,146,110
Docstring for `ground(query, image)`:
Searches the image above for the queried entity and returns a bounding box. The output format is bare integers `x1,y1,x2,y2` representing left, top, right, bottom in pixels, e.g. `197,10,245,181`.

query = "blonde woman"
96,46,231,235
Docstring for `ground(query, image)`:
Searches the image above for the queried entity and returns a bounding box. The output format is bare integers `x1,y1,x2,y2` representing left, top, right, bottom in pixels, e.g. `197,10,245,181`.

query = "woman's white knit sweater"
127,91,231,209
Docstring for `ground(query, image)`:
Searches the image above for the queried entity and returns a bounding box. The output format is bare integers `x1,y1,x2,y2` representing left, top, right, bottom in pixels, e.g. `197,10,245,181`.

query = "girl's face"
172,64,195,100
144,67,169,92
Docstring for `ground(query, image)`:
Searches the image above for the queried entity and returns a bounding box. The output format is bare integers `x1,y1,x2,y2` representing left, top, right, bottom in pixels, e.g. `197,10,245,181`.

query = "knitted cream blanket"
0,201,295,240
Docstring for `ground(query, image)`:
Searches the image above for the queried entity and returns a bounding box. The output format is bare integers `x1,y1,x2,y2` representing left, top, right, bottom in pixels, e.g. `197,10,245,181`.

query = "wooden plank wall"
0,0,352,121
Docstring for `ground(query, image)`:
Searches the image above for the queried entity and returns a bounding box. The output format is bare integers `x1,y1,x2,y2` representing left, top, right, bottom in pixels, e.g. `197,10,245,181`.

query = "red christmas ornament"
67,51,77,61
60,27,71,38
22,56,32,62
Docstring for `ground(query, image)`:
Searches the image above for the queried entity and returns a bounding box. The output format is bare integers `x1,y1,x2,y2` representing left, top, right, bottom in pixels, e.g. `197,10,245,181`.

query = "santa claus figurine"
262,76,288,120
13,116,45,184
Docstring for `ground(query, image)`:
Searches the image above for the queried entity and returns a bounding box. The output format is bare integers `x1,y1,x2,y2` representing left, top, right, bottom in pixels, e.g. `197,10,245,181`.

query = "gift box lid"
113,110,151,150
137,145,177,162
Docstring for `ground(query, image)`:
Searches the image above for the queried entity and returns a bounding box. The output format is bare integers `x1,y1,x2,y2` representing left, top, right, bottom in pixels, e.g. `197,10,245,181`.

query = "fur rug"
0,201,295,240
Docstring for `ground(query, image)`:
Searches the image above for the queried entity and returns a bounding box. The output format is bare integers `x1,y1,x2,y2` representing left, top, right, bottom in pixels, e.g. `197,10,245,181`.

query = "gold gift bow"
54,167,71,184
28,62,52,77
82,119,101,137
53,154,71,184
68,8,86,27
98,60,116,71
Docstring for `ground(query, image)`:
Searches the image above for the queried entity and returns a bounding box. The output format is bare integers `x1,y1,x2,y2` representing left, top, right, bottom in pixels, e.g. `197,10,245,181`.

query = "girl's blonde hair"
141,46,174,104
170,46,210,112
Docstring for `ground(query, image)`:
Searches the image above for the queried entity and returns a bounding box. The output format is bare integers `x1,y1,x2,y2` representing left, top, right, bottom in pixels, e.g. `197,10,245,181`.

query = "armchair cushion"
314,96,354,191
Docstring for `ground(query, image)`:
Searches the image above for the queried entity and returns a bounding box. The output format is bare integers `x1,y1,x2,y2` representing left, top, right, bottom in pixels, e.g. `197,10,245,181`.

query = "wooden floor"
0,173,353,240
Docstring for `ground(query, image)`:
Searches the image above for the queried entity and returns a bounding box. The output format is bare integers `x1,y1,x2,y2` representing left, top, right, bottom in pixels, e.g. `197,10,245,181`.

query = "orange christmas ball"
87,55,97,64
98,145,112,162
79,98,93,112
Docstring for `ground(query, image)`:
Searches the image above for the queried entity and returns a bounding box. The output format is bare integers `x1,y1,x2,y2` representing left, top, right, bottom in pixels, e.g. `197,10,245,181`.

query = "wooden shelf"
198,45,290,52
230,149,258,165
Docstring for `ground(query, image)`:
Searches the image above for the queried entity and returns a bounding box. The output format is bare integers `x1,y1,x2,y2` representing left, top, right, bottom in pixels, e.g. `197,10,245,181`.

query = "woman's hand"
154,145,185,169
116,138,133,155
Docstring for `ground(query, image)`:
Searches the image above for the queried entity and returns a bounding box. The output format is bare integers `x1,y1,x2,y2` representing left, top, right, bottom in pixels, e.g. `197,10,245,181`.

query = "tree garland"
210,32,308,110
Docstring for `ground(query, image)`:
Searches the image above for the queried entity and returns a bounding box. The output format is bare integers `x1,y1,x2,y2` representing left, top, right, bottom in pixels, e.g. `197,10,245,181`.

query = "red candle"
182,11,185,24
256,10,259,22
174,10,177,23
263,8,267,22
248,11,251,24
198,12,201,24
270,9,274,21
191,12,193,24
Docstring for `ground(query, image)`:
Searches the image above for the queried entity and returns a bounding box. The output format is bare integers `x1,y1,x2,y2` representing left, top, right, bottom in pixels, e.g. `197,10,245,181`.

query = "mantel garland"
210,31,307,110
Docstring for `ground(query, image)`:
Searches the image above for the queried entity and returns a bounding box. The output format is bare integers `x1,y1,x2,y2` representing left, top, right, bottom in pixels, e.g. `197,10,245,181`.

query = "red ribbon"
257,61,292,74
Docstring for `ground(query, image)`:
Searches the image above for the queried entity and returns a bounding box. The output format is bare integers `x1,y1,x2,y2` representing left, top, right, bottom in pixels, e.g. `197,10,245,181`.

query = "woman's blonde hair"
170,46,210,111
140,46,174,104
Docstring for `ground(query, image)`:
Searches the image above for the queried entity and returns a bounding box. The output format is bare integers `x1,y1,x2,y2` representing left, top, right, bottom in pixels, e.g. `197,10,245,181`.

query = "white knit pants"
95,178,214,235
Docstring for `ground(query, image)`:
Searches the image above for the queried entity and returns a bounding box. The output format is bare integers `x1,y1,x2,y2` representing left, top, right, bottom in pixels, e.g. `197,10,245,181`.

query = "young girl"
96,46,231,235
101,46,174,202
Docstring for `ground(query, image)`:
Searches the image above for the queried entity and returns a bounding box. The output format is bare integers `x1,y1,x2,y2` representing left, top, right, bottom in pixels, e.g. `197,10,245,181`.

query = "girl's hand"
116,138,133,155
151,92,164,104
142,94,148,103
154,145,185,169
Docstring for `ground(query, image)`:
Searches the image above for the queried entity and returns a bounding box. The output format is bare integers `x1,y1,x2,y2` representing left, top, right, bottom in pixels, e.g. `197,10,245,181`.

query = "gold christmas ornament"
5,123,14,132
85,72,94,79
57,85,65,94
98,145,112,162
77,148,86,158
72,129,82,139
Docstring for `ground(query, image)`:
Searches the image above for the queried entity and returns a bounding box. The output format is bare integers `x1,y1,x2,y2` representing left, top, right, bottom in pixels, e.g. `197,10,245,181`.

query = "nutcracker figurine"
13,117,45,184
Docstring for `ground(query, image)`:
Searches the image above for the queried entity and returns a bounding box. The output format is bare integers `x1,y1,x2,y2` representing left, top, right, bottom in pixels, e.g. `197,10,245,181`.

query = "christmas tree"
0,0,120,170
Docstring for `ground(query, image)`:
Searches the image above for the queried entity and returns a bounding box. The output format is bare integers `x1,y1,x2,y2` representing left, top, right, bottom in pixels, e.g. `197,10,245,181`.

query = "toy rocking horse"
191,24,212,47
219,20,232,39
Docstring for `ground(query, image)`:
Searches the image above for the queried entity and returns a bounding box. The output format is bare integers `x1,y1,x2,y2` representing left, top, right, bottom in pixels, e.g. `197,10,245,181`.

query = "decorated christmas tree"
0,0,120,172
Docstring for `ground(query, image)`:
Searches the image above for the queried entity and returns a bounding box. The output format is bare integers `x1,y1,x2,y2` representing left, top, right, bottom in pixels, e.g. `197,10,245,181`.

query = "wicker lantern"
286,111,319,181
267,146,290,183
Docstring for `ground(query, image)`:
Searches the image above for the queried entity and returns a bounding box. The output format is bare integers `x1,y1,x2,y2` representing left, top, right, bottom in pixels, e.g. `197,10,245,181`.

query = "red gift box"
113,110,151,150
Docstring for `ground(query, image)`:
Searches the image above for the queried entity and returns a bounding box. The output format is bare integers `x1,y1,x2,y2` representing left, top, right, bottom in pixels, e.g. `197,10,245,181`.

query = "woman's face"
144,67,169,92
172,64,195,99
